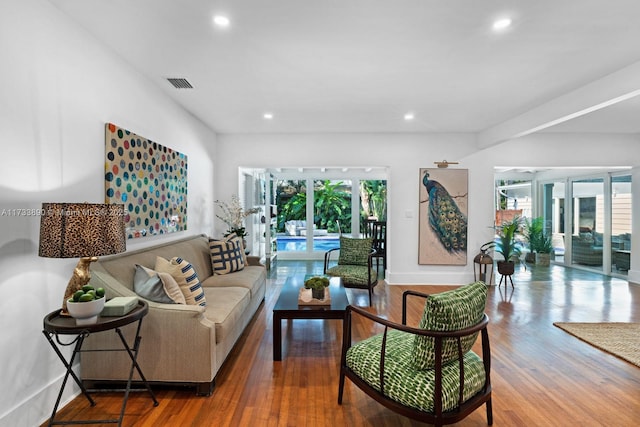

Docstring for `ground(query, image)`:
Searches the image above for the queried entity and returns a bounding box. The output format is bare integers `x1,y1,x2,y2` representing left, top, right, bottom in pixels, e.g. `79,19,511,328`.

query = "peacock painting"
419,169,468,265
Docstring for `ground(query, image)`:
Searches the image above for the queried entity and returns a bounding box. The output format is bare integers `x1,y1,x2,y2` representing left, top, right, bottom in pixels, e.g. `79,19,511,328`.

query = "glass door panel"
312,179,350,251
276,179,307,253
571,178,604,271
359,180,387,227
543,181,565,263
611,175,632,275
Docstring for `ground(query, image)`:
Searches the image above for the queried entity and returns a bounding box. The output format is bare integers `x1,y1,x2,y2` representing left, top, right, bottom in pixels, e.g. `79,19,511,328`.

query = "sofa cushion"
325,264,376,286
412,281,487,370
155,256,207,307
209,236,245,275
201,286,250,344
338,236,372,266
200,265,266,299
133,264,185,304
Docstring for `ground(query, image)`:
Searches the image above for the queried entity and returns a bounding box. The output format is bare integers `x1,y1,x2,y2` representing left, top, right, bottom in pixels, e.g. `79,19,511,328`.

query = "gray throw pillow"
133,264,185,304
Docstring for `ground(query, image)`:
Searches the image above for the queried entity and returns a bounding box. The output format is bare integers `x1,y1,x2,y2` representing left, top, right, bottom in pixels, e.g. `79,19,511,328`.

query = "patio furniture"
284,220,327,236
324,236,378,306
338,281,492,426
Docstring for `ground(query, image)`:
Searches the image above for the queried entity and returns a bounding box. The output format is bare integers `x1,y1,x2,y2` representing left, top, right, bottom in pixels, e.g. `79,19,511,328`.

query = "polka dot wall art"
105,122,188,239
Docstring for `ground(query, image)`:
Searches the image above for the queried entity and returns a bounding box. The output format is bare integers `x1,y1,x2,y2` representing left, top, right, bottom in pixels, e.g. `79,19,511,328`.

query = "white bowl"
66,297,105,325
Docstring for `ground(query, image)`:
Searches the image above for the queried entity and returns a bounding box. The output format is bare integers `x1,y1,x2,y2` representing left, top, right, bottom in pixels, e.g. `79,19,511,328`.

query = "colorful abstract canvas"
105,123,187,239
418,168,468,265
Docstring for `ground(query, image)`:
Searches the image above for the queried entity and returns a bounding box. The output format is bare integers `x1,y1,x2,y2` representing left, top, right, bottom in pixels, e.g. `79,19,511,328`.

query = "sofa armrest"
82,267,215,385
246,255,264,267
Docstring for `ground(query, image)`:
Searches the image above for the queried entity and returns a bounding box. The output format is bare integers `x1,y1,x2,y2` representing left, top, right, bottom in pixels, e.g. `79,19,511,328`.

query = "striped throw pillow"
412,281,487,370
209,235,245,275
155,256,206,306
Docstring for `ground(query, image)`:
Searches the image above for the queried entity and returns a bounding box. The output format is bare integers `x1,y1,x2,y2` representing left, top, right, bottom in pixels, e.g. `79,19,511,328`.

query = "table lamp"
38,203,126,314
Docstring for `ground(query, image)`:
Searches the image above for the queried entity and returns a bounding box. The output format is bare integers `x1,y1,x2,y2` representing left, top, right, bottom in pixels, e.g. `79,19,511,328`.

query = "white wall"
217,132,640,285
216,133,493,284
0,1,216,425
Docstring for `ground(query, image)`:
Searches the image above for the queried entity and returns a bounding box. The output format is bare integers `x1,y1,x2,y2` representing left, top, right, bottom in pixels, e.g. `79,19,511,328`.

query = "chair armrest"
344,304,489,349
324,247,341,272
401,289,431,325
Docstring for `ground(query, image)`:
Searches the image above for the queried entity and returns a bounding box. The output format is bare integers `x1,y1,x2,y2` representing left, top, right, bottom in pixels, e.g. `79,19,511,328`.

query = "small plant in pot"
304,276,330,300
523,216,544,264
534,234,553,266
485,216,522,276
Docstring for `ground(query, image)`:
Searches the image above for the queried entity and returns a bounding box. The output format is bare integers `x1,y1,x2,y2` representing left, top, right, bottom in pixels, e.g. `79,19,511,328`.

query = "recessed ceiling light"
213,15,230,28
263,113,274,120
404,112,415,121
492,18,512,31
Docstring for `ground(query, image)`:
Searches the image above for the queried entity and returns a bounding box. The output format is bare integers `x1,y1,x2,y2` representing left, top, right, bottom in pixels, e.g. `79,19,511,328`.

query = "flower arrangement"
215,195,261,239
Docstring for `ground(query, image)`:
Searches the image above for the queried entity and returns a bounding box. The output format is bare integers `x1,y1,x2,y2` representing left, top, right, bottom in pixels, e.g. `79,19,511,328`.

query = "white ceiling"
49,0,640,142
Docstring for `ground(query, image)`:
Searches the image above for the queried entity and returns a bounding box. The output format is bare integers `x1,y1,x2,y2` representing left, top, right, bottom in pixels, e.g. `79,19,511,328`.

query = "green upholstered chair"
338,281,492,427
324,236,378,306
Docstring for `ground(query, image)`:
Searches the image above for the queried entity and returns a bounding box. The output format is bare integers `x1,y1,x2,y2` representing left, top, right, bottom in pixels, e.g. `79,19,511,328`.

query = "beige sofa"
81,234,266,395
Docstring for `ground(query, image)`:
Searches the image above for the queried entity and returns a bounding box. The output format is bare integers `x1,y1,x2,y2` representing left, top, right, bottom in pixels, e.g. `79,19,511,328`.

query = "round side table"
42,300,158,426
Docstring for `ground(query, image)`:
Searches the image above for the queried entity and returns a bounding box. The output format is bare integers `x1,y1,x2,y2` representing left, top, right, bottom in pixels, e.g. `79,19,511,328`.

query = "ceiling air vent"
167,78,193,89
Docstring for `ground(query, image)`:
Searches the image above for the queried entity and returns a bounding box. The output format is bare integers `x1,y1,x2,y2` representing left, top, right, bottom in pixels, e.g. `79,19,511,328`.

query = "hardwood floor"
46,262,640,426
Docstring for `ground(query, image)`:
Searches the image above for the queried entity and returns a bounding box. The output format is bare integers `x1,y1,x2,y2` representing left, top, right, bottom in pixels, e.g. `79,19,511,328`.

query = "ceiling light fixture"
263,113,274,120
404,112,415,121
213,15,230,28
492,18,512,31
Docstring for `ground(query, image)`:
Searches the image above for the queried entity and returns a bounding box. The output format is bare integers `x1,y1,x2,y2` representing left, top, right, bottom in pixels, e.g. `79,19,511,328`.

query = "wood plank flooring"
45,262,640,426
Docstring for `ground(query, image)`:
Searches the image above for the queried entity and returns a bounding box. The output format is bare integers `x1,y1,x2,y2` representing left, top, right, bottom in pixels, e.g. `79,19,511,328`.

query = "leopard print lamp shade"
38,203,126,258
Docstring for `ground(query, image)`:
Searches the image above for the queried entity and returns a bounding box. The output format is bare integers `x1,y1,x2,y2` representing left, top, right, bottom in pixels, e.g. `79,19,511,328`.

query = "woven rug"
554,322,640,367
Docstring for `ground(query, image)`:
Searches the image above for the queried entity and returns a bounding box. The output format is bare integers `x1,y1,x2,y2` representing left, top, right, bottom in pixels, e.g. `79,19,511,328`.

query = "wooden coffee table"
272,275,348,361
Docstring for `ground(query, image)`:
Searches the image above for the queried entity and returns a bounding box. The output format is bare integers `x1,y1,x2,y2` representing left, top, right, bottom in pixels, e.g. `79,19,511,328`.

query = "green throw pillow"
412,281,487,370
338,236,372,266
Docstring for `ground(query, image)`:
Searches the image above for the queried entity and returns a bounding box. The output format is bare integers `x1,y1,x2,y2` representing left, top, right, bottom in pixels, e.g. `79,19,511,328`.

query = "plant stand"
498,273,514,289
497,261,515,289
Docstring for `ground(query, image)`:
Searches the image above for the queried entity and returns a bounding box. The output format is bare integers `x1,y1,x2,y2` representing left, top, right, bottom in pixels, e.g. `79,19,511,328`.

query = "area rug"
553,322,640,367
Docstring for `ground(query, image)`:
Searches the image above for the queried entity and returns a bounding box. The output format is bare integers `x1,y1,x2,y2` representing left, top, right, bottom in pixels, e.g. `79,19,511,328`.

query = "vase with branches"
215,195,261,240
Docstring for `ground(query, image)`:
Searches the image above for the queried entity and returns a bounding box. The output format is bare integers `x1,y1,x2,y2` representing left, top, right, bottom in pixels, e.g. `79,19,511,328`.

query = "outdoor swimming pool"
276,236,340,252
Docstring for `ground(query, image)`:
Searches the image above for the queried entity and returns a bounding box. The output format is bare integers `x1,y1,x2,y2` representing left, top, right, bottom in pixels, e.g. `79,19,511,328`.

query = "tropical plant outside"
360,180,387,221
276,179,387,235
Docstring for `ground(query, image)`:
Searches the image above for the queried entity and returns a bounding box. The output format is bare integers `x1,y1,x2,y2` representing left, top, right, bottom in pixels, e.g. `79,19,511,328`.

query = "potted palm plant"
523,217,544,264
534,234,553,266
486,216,522,276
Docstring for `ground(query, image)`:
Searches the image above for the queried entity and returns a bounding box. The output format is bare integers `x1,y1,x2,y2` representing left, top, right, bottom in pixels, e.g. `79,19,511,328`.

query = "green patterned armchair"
338,281,492,426
324,236,378,306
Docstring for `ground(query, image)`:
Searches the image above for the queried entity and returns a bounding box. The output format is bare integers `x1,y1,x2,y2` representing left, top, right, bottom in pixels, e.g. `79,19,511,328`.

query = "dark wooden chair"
324,236,378,306
364,220,386,273
338,281,492,426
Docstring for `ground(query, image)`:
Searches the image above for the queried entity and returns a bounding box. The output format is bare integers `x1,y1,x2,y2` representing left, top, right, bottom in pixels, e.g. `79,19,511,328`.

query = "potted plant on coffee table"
304,276,330,300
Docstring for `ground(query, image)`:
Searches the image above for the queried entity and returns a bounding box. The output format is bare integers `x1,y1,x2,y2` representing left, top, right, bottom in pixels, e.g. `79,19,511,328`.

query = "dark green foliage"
277,180,351,233
524,216,553,254
489,216,522,262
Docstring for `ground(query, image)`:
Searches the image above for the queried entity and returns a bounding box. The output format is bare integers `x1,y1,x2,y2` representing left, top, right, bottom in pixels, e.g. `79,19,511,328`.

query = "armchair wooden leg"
486,397,493,425
338,369,346,404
